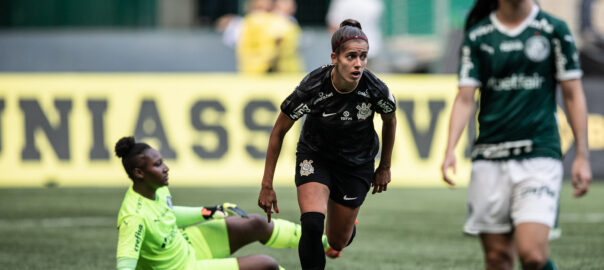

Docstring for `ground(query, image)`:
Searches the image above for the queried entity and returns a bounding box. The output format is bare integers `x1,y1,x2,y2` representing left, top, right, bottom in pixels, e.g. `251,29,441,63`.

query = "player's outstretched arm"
441,86,477,187
173,203,249,227
259,112,295,222
560,79,592,197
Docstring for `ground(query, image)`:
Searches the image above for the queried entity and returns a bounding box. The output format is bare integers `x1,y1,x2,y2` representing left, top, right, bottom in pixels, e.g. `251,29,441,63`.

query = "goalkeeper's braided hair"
115,136,151,181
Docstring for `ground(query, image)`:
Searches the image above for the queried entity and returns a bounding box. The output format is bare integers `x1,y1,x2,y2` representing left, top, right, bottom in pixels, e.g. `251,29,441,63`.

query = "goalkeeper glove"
201,202,248,219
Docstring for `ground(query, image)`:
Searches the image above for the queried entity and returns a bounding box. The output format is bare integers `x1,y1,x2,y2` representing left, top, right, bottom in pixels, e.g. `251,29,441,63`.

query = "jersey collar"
490,4,539,37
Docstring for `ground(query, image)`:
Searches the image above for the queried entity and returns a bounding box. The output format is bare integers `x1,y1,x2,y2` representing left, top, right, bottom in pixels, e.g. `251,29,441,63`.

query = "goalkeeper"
114,136,332,270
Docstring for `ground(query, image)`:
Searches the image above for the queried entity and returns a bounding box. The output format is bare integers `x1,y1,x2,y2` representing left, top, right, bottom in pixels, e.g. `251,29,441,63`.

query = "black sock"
299,212,326,270
346,225,356,247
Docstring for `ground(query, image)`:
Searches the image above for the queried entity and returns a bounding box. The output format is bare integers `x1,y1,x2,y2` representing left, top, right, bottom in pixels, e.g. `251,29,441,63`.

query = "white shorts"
464,158,562,235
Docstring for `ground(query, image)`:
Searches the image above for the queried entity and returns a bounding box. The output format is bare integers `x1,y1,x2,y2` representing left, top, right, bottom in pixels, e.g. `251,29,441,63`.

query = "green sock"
540,259,558,270
264,218,301,248
264,218,331,251
322,234,330,252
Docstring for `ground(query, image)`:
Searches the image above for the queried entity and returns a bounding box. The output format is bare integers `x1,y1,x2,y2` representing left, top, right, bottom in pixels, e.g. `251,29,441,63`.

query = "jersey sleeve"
116,215,145,261
552,21,582,81
280,74,316,120
458,33,482,87
374,85,396,114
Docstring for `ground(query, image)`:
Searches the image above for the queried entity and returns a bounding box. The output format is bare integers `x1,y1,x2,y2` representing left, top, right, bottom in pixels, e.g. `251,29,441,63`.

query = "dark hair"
464,0,498,31
115,136,151,180
331,19,368,53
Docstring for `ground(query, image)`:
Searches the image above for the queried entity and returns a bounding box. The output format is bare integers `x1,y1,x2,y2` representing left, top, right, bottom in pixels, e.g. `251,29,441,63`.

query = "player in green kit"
114,136,336,270
441,0,592,269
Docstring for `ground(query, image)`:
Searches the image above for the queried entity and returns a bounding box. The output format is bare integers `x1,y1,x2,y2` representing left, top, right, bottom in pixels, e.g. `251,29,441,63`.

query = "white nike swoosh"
343,195,358,200
322,112,337,117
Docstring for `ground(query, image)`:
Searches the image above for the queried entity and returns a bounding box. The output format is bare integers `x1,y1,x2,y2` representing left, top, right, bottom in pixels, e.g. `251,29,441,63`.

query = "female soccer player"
441,0,592,269
258,19,397,269
114,136,333,270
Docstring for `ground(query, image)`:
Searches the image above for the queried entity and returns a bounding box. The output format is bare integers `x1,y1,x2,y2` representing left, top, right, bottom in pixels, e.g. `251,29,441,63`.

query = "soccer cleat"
322,219,358,259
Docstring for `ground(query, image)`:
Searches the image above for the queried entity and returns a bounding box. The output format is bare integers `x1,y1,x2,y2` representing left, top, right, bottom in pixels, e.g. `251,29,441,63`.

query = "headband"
332,35,369,52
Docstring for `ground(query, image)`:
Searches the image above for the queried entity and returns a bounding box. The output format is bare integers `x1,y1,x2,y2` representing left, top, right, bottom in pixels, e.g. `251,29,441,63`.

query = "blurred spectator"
580,0,604,46
236,0,303,74
326,0,385,71
215,0,273,49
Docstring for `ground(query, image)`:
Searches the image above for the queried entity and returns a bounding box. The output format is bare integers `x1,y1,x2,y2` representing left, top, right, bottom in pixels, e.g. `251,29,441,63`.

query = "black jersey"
281,65,396,166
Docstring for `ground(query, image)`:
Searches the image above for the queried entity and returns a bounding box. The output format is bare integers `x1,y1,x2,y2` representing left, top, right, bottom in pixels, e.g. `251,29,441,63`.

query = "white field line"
0,213,602,229
560,213,604,223
0,217,114,228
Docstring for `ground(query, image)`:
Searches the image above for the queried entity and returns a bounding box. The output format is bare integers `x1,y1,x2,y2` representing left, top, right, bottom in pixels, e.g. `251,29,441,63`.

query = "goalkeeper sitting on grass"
114,136,335,270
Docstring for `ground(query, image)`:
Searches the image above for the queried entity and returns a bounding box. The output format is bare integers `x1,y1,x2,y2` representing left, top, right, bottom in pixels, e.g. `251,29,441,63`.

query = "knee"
518,250,548,270
240,254,279,270
247,214,272,231
484,249,514,269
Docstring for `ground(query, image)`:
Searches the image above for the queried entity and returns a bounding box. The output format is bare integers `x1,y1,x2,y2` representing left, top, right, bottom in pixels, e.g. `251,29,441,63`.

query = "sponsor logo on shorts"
356,103,372,120
322,112,337,117
299,159,314,176
521,185,556,198
343,195,358,201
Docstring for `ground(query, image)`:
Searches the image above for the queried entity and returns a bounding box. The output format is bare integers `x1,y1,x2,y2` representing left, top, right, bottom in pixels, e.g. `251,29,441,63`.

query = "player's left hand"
571,156,592,197
372,165,391,194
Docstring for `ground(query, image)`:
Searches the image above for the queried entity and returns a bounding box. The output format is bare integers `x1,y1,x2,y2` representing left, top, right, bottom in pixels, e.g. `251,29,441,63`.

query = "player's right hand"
441,151,457,188
258,187,279,223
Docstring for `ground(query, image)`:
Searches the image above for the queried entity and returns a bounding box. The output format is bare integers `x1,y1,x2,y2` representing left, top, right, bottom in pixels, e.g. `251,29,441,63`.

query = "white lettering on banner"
2,74,598,187
487,73,544,91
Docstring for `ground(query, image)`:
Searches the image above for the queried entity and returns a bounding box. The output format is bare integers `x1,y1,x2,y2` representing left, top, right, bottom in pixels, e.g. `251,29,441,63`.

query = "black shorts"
295,153,374,208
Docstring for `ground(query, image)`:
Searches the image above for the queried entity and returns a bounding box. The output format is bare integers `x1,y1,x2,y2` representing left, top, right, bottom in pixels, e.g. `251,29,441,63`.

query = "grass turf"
1,182,603,269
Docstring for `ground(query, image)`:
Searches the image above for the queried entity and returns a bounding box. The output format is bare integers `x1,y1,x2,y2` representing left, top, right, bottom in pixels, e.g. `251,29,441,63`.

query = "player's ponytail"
331,19,368,53
115,136,150,181
464,0,498,31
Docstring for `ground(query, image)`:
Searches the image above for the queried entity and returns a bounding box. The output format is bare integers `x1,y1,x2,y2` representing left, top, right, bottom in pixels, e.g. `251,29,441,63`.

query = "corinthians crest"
356,103,372,120
299,160,314,176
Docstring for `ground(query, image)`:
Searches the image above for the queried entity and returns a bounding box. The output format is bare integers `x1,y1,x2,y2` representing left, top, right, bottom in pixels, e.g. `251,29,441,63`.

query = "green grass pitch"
1,182,603,269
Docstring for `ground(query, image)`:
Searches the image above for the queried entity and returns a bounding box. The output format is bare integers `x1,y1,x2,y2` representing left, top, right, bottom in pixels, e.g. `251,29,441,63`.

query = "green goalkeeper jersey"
458,5,582,161
116,186,197,270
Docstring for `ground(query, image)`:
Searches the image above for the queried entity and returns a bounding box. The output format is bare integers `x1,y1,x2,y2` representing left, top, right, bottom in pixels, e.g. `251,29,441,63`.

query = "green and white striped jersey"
459,5,582,161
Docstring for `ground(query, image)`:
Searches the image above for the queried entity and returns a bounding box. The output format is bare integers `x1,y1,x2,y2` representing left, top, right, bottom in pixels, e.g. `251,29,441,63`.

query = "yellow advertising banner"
3,73,598,187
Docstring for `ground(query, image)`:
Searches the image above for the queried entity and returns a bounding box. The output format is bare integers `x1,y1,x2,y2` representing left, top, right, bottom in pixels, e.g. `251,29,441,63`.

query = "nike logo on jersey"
343,195,358,200
322,112,337,117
